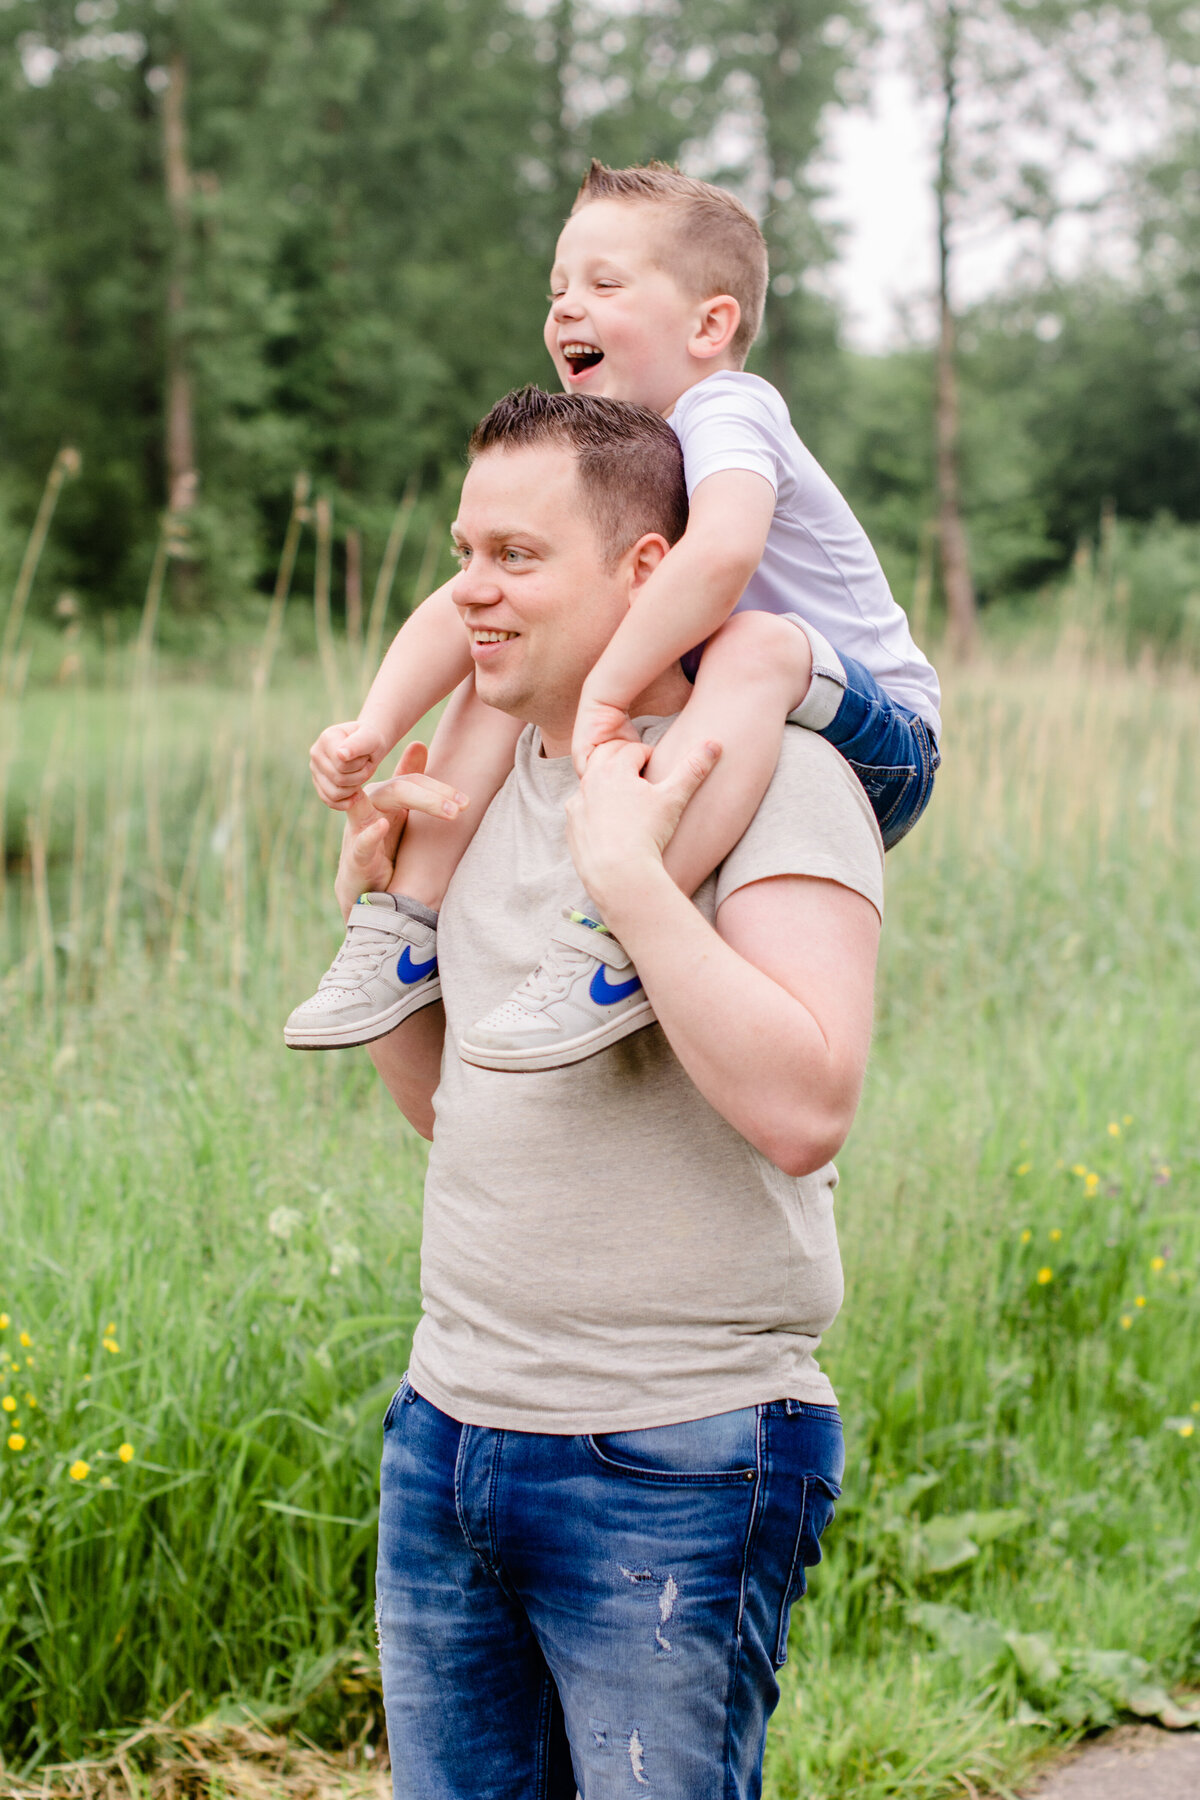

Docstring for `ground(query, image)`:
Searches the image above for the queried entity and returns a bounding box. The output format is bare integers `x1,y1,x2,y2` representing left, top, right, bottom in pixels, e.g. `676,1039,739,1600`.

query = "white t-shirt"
406,719,884,1435
671,370,942,737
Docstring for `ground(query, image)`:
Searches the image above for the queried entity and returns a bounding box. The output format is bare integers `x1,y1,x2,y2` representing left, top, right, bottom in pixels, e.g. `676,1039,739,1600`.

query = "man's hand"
311,719,392,809
333,741,468,918
565,736,721,917
570,691,643,777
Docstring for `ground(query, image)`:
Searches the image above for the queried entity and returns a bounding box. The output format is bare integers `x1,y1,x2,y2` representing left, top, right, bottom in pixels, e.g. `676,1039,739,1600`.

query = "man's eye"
503,548,528,564
452,545,470,565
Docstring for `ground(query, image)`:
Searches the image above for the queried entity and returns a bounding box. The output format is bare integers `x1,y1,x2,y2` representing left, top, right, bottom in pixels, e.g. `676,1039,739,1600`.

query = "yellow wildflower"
1122,1114,1133,1125
69,1460,89,1481
1120,1314,1133,1330
102,1337,120,1354
1150,1256,1166,1273
1037,1267,1054,1286
1,1396,15,1413
118,1443,134,1463
1135,1295,1146,1308
0,1314,8,1329
1020,1229,1032,1244
1180,1424,1195,1440
1107,1122,1121,1138
99,1475,113,1488
18,1332,30,1348
1071,1163,1086,1177
1016,1162,1032,1176
1085,1172,1100,1193
1049,1228,1062,1242
106,1322,115,1334
25,1394,35,1408
7,1433,25,1452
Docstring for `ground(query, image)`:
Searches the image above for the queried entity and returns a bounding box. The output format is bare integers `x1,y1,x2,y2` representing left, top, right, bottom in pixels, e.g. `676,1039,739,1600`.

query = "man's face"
450,446,632,742
544,201,702,416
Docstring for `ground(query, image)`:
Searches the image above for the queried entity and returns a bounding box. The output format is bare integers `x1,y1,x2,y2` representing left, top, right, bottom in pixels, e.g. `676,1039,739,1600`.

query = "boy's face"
544,200,708,416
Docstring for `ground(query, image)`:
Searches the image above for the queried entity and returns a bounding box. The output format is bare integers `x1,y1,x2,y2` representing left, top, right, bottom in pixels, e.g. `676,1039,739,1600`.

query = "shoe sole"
458,1000,656,1072
284,981,443,1050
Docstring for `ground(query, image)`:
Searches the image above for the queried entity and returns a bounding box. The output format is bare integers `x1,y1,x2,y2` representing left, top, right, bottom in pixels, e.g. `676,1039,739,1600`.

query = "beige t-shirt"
406,720,884,1434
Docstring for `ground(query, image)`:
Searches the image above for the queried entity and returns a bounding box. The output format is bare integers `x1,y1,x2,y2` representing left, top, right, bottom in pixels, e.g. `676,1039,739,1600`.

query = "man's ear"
689,295,741,362
624,532,672,602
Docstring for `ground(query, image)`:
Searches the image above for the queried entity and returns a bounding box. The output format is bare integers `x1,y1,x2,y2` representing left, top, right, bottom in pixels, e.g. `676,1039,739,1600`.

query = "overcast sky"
813,1,1169,351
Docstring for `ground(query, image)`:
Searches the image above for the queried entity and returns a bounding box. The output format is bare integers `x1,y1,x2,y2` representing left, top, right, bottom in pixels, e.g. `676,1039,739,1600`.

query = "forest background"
2,2,1200,1797
2,0,1200,652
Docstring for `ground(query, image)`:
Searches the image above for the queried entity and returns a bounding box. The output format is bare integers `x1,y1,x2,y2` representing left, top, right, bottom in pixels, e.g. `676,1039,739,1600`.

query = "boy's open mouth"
562,341,604,376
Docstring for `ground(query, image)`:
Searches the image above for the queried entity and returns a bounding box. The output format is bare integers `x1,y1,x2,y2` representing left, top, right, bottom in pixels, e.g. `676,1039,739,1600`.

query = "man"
339,387,882,1799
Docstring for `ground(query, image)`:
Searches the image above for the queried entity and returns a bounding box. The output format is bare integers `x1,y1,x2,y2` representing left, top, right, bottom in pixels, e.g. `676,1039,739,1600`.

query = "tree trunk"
934,2,977,660
162,52,198,548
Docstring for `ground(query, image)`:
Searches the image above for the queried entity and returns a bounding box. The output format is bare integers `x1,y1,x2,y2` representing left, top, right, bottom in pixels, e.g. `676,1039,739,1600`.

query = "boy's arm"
573,468,775,771
312,578,474,808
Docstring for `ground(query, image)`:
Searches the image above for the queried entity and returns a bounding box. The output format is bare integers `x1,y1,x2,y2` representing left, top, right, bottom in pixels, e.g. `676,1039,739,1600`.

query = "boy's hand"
310,719,391,809
571,693,642,777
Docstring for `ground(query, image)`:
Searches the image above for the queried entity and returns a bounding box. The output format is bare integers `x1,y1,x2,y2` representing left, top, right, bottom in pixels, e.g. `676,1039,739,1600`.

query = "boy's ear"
690,295,741,362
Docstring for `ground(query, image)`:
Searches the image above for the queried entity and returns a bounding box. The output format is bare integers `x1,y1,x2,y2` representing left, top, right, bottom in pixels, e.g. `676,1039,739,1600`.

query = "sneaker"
284,894,441,1050
459,910,655,1073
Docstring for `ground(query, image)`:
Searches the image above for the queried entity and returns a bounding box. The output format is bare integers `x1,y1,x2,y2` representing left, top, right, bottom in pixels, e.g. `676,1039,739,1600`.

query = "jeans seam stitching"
774,1474,812,1666
721,1410,767,1788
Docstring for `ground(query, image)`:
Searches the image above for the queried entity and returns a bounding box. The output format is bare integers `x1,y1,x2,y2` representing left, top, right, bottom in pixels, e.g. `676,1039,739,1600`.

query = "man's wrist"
589,858,677,941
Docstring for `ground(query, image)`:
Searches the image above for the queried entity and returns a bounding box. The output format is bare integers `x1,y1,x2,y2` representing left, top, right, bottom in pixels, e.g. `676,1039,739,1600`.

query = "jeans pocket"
585,1407,759,1485
774,1473,839,1665
382,1376,412,1433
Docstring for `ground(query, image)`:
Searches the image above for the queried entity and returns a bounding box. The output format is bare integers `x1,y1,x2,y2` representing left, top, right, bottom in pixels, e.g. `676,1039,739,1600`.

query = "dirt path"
1022,1726,1200,1799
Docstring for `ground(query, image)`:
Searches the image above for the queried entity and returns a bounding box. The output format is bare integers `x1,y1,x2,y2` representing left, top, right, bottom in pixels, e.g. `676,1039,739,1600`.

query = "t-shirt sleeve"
674,378,783,499
714,727,885,919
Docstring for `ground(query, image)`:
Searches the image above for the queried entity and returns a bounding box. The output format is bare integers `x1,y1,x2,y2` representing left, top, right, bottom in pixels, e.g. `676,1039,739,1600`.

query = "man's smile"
471,628,518,644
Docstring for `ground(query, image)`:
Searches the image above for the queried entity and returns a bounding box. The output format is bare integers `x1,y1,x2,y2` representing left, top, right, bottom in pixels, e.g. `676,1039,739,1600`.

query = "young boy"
284,161,940,1068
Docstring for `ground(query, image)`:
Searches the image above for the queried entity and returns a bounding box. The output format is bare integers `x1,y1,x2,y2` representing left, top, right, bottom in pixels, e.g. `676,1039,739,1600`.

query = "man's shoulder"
725,728,884,920
636,716,883,919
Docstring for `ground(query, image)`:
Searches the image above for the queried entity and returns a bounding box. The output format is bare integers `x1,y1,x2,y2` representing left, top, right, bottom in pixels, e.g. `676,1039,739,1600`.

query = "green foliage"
2,637,1199,1789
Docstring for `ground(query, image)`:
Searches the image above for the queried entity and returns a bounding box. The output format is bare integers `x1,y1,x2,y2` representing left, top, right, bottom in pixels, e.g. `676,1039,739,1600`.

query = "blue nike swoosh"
397,946,438,985
589,964,643,1006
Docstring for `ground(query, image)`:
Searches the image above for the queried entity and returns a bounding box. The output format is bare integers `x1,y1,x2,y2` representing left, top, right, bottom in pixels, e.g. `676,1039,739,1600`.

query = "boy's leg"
459,613,813,1071
387,677,526,908
496,1403,844,1799
805,645,940,850
285,680,523,1051
377,1382,577,1800
649,610,815,897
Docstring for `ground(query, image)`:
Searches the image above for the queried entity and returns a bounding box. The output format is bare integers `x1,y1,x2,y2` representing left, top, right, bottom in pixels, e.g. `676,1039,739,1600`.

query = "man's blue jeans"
375,1380,844,1798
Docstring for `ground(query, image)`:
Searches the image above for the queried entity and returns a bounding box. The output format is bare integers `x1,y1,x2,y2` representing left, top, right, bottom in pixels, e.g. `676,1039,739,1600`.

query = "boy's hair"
468,386,688,565
573,160,768,365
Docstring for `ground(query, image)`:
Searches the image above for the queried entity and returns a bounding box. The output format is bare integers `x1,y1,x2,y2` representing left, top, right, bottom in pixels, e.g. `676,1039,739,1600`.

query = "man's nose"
452,563,503,610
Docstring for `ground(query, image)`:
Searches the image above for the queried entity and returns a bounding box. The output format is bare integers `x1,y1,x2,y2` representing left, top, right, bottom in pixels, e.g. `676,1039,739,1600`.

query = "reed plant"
0,564,1196,1790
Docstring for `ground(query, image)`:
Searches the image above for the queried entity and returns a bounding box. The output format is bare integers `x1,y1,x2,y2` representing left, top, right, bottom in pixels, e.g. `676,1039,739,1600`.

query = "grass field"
1,616,1198,1794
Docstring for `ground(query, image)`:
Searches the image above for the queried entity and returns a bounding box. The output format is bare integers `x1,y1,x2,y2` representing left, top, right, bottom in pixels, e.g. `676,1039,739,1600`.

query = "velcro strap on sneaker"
345,905,414,939
550,912,633,971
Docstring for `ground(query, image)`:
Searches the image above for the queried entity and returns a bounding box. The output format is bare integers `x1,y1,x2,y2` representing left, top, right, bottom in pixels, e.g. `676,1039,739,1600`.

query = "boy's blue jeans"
376,1380,844,1799
784,618,940,851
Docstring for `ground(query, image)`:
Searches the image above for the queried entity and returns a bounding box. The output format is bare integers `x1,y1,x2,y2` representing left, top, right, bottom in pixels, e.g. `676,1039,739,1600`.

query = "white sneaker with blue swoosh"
459,909,655,1073
284,894,441,1050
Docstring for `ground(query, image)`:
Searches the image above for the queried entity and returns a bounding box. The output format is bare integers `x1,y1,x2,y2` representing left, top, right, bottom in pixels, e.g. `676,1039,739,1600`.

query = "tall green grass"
1,623,1197,1791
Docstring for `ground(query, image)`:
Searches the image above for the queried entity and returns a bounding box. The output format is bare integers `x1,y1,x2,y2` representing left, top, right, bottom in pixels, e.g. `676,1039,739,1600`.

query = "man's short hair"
468,387,688,566
573,160,768,366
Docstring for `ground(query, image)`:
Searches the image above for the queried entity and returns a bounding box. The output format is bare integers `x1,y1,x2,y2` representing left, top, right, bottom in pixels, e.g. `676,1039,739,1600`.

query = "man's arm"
565,739,879,1176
